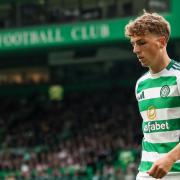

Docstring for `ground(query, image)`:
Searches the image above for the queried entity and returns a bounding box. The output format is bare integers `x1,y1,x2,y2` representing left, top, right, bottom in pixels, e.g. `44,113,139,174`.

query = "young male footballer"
125,11,180,179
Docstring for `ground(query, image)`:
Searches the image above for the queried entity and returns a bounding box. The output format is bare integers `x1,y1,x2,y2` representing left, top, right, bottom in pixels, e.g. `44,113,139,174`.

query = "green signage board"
0,19,128,52
0,0,179,53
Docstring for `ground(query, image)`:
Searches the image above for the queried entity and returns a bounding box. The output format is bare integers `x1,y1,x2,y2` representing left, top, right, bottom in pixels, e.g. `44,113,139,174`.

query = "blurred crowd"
0,87,142,180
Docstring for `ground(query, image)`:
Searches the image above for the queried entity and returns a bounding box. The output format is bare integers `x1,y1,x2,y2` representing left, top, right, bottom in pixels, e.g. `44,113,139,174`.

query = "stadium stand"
0,88,142,180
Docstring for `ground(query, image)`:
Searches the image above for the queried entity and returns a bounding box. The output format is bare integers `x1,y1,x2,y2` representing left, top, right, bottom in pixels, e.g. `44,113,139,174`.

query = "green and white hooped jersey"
136,59,180,174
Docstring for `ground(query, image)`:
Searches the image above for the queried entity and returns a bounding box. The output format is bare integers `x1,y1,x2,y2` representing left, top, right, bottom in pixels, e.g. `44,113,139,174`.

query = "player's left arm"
148,75,180,179
147,143,180,179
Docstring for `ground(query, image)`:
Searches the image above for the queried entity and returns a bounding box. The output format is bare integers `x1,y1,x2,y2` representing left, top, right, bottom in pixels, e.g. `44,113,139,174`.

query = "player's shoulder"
135,71,149,94
136,71,149,85
168,59,180,75
169,60,180,92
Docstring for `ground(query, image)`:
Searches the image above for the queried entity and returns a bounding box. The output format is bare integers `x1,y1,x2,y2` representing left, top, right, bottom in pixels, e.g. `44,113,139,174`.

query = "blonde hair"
125,11,171,43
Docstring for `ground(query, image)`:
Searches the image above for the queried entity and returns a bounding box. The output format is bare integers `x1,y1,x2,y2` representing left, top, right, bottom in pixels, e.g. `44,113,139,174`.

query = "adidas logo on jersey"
137,91,145,101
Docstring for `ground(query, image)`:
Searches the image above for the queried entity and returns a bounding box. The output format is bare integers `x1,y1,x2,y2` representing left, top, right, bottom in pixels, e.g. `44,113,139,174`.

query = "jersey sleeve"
135,81,139,101
177,75,180,95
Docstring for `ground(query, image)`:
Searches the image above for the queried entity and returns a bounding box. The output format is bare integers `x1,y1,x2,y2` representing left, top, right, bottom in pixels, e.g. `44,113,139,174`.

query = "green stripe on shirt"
142,118,180,133
137,76,177,93
142,141,179,153
138,97,180,112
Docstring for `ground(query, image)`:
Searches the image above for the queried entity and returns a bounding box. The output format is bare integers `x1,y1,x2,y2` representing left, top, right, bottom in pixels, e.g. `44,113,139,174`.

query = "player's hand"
147,154,175,179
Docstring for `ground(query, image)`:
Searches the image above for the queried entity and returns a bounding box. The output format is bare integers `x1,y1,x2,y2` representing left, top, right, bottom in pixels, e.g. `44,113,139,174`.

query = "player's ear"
158,36,166,48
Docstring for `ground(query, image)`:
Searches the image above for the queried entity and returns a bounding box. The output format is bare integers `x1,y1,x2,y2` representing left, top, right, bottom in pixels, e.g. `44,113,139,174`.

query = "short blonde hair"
125,11,171,43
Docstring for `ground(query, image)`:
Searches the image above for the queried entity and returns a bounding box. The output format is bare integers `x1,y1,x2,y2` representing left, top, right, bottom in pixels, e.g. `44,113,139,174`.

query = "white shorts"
136,172,180,180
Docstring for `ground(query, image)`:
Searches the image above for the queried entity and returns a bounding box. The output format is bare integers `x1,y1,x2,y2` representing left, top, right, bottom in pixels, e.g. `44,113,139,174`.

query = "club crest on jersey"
160,85,170,98
147,106,156,120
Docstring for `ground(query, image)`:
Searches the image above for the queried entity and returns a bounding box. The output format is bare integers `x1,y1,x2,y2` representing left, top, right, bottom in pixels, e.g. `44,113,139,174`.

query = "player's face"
130,34,162,68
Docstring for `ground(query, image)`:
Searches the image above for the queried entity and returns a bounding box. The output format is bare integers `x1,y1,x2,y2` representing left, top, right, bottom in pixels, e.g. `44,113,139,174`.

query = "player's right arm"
148,143,180,179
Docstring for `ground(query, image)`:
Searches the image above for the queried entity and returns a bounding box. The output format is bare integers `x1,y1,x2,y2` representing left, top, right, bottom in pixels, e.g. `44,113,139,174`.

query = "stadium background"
0,0,179,179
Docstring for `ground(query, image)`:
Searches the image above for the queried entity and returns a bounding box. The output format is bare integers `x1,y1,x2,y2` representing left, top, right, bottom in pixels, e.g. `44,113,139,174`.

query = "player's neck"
149,52,170,74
